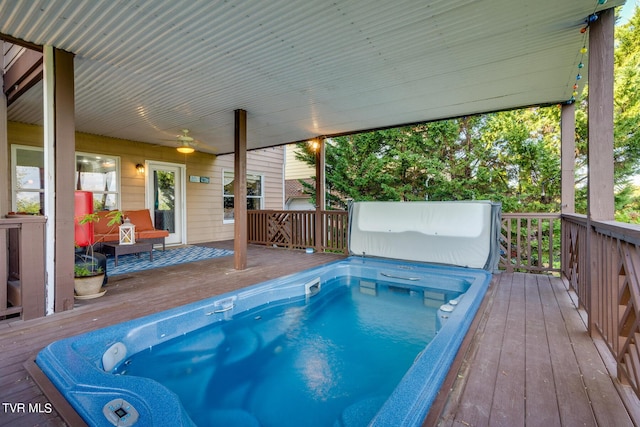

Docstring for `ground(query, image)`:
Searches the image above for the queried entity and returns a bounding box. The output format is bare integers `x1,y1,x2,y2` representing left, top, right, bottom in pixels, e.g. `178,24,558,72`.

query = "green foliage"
73,264,103,277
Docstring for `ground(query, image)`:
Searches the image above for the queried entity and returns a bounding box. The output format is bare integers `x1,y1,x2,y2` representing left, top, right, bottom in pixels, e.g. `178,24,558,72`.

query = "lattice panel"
617,241,640,395
567,224,580,292
267,212,292,246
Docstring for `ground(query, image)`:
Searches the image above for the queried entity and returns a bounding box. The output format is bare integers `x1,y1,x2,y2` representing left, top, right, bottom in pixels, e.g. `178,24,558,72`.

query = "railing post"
19,219,46,320
315,208,322,253
314,138,325,253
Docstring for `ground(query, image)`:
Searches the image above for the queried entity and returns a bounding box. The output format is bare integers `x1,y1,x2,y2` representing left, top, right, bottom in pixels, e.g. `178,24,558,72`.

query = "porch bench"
93,209,169,251
123,209,169,251
93,210,120,245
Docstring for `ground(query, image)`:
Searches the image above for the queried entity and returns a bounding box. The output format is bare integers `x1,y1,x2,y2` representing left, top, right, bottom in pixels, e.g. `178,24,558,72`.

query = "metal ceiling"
0,0,625,154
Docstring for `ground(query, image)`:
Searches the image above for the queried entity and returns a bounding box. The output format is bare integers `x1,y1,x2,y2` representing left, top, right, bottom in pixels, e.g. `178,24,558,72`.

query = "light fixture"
176,129,196,154
177,144,195,154
135,163,145,174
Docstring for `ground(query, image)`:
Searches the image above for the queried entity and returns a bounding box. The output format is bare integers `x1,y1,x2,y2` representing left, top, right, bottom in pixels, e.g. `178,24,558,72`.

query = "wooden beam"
3,48,43,106
561,103,575,214
234,109,247,270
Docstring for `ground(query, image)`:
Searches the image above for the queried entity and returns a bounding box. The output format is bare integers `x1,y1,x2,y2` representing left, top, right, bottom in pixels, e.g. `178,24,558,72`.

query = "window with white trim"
75,152,120,210
223,170,264,223
12,145,45,214
11,146,121,213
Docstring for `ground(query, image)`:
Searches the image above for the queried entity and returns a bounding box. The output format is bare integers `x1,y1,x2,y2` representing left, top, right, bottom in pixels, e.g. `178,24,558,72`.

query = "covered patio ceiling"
0,0,625,155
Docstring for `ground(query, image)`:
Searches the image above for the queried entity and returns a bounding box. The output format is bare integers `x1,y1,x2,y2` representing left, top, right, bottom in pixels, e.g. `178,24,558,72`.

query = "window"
12,145,44,214
75,152,120,211
223,170,263,223
11,146,120,213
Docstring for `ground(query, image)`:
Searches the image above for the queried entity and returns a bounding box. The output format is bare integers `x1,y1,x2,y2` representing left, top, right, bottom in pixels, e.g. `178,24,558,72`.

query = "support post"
561,102,575,214
586,8,615,335
314,138,325,252
43,46,76,314
234,109,248,270
0,88,7,215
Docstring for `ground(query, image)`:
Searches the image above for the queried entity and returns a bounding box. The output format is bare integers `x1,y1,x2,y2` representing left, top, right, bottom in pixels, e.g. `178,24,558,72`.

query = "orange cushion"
137,229,169,239
93,210,122,235
123,209,155,231
95,232,120,242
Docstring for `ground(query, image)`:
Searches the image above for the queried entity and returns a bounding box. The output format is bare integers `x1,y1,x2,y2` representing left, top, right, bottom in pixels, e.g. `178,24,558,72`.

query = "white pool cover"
348,201,501,271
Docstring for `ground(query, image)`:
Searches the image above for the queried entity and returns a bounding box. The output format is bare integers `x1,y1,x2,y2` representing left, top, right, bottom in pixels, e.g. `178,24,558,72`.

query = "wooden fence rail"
247,210,349,254
562,214,640,399
499,213,562,273
1,215,46,320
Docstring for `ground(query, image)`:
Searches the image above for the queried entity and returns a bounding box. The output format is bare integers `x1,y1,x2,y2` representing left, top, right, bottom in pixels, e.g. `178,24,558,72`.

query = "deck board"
0,244,637,426
490,271,526,427
523,273,561,427
434,271,635,427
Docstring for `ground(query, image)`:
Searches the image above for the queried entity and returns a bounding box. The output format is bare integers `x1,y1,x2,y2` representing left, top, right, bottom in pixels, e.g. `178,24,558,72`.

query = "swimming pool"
36,257,491,426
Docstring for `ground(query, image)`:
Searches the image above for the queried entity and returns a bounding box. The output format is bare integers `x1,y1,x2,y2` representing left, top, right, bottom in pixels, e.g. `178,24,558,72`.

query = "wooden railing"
561,214,589,310
248,210,562,273
499,213,562,273
1,215,46,320
562,214,640,397
247,210,349,254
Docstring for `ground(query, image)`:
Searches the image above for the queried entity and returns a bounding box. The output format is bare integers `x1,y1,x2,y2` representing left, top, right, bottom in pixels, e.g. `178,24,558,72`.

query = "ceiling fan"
175,129,196,154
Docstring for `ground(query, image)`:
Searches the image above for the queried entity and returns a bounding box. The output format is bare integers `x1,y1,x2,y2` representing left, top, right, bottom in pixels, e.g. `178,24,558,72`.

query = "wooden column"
561,103,575,214
43,46,76,314
587,8,615,221
314,138,325,252
586,8,615,334
0,88,7,215
234,109,247,270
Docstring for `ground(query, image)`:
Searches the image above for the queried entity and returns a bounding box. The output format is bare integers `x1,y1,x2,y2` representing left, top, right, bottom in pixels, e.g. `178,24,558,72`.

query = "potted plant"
73,263,105,296
74,210,122,297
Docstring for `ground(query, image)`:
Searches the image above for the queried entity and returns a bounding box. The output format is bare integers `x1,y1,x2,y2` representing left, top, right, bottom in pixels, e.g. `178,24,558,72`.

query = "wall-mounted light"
135,163,145,174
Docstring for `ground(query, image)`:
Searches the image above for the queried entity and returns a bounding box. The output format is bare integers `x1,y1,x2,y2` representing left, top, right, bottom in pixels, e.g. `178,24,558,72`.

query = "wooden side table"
101,242,153,266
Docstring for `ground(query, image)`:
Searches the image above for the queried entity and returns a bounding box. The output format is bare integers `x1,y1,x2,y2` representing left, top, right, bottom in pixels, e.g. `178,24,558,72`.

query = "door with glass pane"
146,162,185,245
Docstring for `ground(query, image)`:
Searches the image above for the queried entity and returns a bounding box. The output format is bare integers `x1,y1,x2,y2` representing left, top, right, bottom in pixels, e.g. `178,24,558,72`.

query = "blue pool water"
36,257,491,426
114,277,453,426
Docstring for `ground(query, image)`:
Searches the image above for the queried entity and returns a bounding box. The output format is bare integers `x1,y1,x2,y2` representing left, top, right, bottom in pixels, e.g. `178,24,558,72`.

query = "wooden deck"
0,242,637,426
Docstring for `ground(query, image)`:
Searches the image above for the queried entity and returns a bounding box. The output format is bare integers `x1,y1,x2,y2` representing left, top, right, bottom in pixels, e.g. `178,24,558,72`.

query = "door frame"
144,160,187,245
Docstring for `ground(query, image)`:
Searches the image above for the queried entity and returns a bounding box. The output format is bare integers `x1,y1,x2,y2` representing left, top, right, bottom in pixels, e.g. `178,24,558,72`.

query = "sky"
619,0,638,25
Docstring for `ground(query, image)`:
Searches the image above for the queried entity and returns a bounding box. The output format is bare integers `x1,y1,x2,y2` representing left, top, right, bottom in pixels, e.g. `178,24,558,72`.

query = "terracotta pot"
74,274,105,296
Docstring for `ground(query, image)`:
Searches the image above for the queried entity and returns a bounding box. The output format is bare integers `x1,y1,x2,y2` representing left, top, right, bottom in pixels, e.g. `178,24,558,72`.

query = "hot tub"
37,201,500,426
37,257,491,426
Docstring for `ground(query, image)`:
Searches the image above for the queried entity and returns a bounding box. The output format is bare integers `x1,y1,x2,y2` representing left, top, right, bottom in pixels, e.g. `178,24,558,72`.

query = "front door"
146,162,185,245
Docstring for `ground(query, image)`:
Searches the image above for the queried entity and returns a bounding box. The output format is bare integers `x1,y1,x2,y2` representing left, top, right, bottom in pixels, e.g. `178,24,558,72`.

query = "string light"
567,0,606,104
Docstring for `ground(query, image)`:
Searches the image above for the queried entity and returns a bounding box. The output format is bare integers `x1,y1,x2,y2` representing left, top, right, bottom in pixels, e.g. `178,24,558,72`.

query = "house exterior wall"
6,121,285,244
285,143,314,180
